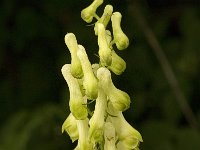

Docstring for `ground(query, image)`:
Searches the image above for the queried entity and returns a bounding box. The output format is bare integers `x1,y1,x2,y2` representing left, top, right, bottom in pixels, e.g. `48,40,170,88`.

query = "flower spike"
62,0,142,149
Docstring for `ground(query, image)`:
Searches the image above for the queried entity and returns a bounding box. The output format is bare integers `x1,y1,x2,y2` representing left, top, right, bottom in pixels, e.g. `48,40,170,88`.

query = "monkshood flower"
77,45,98,100
81,0,103,23
62,113,79,142
97,23,112,66
104,30,126,75
111,12,129,50
108,50,126,75
107,102,143,149
104,122,116,150
61,64,88,119
94,4,113,35
75,119,93,150
64,33,83,78
88,86,107,144
97,67,130,111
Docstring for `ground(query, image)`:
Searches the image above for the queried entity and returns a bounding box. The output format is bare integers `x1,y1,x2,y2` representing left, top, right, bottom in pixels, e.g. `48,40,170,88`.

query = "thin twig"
128,1,199,130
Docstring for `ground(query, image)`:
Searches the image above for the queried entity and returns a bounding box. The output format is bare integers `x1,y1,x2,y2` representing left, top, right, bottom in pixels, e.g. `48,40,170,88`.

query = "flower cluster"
61,0,143,149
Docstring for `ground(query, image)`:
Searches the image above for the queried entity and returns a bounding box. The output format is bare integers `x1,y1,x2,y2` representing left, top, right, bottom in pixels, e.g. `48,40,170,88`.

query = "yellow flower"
88,86,107,144
64,33,83,78
111,12,129,50
107,102,143,149
77,45,98,100
61,64,88,119
94,4,113,35
75,119,93,150
97,67,130,111
108,50,126,75
97,23,112,66
62,113,78,142
81,0,103,23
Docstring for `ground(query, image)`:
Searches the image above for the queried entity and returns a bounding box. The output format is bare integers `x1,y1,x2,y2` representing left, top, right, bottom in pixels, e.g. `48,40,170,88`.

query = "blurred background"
0,0,200,149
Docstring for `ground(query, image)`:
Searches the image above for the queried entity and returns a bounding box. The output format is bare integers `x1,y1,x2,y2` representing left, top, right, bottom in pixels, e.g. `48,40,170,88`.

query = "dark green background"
0,0,200,149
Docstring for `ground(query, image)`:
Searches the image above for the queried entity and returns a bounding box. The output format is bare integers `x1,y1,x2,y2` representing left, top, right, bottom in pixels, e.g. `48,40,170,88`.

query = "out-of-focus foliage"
0,0,199,150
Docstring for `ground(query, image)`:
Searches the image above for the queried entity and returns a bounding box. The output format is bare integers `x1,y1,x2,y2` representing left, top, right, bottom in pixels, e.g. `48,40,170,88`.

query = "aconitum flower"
88,87,107,144
62,113,78,142
64,33,83,78
77,45,98,100
108,50,126,75
81,0,103,23
94,4,113,35
75,119,93,150
97,67,130,111
97,23,112,66
111,12,129,50
107,102,143,149
61,64,88,119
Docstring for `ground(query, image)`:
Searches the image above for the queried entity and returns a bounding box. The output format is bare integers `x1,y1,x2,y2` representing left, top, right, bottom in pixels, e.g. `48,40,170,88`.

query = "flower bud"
62,113,78,142
97,23,112,66
64,33,83,78
61,64,88,119
81,0,103,23
94,5,113,35
108,50,126,75
88,87,107,143
107,104,143,149
97,67,130,111
77,45,98,100
104,122,116,150
111,12,129,50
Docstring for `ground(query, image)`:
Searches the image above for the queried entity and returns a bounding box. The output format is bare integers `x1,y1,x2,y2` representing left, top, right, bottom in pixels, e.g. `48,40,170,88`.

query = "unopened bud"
108,50,126,75
77,45,98,100
61,64,88,119
64,33,83,78
111,12,129,50
97,67,130,111
81,0,103,23
97,23,112,66
89,87,107,143
94,5,113,35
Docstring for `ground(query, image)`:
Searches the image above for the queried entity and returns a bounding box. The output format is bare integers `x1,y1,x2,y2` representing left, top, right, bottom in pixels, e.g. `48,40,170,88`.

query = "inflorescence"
61,0,143,149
